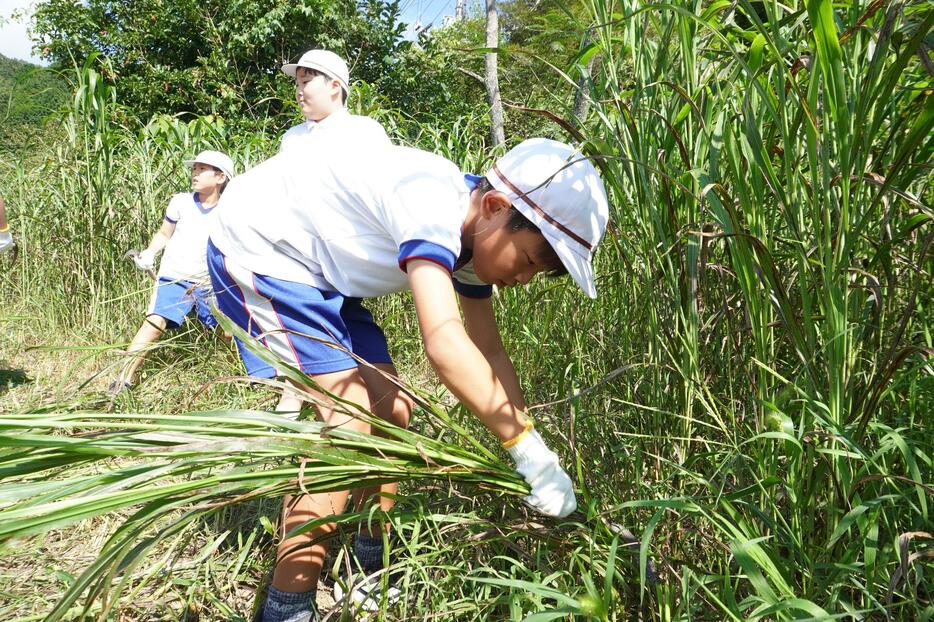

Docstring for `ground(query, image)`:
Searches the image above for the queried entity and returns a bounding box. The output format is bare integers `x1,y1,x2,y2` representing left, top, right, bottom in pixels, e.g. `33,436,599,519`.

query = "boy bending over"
208,136,608,621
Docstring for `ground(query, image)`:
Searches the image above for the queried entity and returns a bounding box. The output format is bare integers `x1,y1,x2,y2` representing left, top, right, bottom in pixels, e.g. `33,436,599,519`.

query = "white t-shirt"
210,139,491,299
158,192,218,282
279,109,389,154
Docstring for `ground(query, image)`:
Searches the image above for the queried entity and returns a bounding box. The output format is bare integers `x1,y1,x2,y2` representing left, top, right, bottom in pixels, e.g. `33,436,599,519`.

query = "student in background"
279,49,387,154
110,150,234,394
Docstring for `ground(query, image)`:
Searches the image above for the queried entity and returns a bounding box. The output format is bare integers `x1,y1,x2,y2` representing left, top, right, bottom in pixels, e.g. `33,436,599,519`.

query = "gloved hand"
131,249,155,271
506,427,577,518
0,229,13,254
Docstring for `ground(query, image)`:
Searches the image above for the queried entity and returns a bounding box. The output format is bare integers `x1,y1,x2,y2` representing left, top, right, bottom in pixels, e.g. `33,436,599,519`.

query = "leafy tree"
30,0,410,131
424,0,597,142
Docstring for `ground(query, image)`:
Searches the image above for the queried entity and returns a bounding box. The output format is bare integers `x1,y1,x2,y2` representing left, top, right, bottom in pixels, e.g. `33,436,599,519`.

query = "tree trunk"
484,0,505,149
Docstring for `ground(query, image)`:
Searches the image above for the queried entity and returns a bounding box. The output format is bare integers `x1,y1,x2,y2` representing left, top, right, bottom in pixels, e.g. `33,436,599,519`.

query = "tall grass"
546,0,934,617
1,2,932,620
0,57,272,338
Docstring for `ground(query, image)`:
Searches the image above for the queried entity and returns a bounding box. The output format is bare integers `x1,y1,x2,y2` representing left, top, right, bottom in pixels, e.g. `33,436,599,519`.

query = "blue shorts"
147,277,218,330
207,239,392,378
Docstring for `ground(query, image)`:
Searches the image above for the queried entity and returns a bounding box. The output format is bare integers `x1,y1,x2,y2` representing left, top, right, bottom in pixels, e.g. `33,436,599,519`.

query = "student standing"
268,49,394,420
208,136,608,621
110,150,234,393
279,49,387,154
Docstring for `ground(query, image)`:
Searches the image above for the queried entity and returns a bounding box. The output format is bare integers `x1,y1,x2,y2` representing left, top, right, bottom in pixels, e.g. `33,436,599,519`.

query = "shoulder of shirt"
344,113,388,132
281,123,308,141
164,193,192,219
346,113,379,125
392,145,459,172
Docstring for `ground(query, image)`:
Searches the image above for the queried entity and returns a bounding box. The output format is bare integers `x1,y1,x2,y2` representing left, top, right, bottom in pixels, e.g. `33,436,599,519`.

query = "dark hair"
207,165,229,195
474,177,567,276
295,66,348,104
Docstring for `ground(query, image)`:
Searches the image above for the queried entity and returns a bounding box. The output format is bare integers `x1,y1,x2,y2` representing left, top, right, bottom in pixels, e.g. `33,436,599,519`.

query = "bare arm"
0,195,8,230
144,219,176,256
459,294,526,411
413,263,578,517
408,259,527,441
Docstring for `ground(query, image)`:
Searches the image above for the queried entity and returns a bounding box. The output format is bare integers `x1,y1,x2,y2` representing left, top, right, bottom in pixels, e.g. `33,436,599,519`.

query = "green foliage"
557,0,934,616
30,0,412,132
425,0,601,141
0,54,66,153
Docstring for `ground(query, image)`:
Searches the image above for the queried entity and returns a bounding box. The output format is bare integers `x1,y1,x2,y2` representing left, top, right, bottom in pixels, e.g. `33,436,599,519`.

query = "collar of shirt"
192,192,215,213
453,173,483,271
307,108,350,131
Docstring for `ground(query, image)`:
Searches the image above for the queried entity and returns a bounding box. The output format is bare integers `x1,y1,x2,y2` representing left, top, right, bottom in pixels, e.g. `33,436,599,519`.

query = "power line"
424,0,450,27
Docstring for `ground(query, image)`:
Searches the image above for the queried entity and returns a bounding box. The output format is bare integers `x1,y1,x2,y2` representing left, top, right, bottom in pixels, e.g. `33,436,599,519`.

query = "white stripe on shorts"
222,257,303,374
146,283,160,316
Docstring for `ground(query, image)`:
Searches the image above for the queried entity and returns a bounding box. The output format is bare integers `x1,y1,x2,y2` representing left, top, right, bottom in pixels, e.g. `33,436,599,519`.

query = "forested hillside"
0,53,64,152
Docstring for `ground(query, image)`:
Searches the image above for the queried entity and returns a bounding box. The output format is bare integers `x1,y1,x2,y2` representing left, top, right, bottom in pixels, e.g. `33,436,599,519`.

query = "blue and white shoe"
332,565,400,613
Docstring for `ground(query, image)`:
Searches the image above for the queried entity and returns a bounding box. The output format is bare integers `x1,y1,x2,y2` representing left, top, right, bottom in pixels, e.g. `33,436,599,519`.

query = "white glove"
132,249,155,271
0,230,13,254
506,428,577,518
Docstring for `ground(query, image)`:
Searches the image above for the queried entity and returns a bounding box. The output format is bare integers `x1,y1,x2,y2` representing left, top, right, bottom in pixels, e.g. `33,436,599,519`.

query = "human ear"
480,190,512,220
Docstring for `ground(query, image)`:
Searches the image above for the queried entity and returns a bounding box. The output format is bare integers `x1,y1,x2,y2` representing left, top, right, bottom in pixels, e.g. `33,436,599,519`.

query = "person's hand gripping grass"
130,248,155,271
408,259,581,520
125,248,157,280
505,424,577,518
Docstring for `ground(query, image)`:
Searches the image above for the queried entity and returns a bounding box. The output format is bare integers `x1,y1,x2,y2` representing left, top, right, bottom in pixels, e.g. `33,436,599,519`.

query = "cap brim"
184,160,232,180
280,62,348,90
542,229,597,298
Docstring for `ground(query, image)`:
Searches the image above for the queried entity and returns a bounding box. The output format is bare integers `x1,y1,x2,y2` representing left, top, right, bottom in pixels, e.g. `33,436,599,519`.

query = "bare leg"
117,314,167,385
271,368,373,592
275,381,313,419
352,363,414,534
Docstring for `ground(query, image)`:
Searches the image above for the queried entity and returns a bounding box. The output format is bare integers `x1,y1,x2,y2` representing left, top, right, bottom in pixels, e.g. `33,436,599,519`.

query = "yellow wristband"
0,225,8,232
501,418,534,449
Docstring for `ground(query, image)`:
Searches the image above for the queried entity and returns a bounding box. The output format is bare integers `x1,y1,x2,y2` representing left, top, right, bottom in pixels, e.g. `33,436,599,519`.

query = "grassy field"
1,0,932,620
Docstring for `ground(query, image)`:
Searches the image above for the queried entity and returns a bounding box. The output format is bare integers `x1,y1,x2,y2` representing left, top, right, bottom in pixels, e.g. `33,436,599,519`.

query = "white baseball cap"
281,49,350,93
184,150,235,181
486,138,609,298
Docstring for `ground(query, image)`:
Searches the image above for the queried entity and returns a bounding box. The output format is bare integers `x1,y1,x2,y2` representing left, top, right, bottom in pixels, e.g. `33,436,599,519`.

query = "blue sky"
0,0,43,63
399,0,458,38
0,0,461,66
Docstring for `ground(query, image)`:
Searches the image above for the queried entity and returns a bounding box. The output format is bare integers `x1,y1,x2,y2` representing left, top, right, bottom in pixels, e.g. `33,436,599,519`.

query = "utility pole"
455,0,466,21
484,0,505,148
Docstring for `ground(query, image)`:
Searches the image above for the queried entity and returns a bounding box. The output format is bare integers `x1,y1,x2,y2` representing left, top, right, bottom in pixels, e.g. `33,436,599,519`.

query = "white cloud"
0,0,45,65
